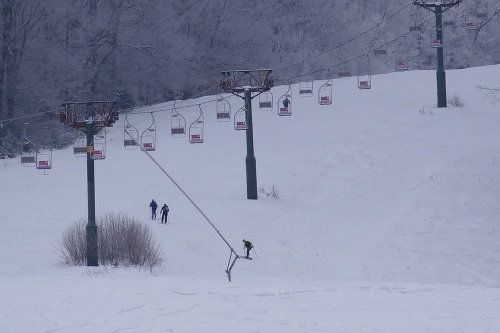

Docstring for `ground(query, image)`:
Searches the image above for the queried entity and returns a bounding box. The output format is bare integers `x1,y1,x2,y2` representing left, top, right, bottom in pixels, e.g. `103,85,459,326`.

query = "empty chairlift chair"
395,35,409,71
124,113,139,149
73,137,87,156
91,132,106,160
216,96,231,121
36,153,52,170
357,54,372,90
141,113,156,151
20,129,37,166
189,105,205,144
299,81,313,97
258,91,273,111
171,100,187,137
318,80,332,105
234,106,247,130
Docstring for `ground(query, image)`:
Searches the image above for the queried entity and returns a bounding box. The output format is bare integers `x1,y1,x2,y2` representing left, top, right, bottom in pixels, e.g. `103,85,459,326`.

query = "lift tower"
220,70,273,199
413,0,462,108
60,101,118,266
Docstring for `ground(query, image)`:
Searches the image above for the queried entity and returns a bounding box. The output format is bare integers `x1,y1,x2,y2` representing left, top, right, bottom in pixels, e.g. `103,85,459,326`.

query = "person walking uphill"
160,204,169,224
242,239,253,258
149,199,158,220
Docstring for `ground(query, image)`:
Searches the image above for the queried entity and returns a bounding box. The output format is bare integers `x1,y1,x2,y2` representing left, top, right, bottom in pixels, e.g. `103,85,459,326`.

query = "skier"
242,239,253,258
282,97,290,109
149,199,158,220
160,204,169,224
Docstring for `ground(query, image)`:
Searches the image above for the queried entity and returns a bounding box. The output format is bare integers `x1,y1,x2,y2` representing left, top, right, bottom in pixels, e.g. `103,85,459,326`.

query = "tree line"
1,0,498,154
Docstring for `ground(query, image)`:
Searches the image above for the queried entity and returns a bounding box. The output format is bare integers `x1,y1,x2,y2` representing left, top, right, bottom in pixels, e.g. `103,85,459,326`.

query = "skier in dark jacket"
282,97,290,109
149,199,158,220
160,204,169,224
242,239,253,258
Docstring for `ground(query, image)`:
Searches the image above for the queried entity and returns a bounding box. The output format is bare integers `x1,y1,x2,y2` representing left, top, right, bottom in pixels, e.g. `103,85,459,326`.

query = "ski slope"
1,65,500,332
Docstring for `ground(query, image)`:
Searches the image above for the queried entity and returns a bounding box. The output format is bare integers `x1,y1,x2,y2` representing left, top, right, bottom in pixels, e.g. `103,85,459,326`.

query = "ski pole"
253,248,259,259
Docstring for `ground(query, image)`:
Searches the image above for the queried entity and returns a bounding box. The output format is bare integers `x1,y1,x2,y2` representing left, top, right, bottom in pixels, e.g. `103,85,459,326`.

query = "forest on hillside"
0,0,499,153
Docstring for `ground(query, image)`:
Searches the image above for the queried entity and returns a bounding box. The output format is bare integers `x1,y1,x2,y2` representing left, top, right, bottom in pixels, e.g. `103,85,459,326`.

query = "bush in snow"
447,94,465,108
57,212,163,270
259,185,282,199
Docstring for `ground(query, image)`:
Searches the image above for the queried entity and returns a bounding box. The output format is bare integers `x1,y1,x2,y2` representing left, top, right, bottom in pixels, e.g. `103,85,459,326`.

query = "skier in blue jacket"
149,199,158,219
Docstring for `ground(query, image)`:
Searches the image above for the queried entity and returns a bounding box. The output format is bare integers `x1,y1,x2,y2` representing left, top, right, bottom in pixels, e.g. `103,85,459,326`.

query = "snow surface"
1,65,500,332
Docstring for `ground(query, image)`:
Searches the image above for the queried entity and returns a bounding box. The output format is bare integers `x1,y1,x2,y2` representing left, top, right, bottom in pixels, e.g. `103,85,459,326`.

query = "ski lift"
258,91,273,111
373,37,387,55
124,113,139,149
189,105,204,144
36,153,52,174
409,5,424,32
318,70,332,105
35,128,53,174
91,131,106,160
234,106,247,130
171,99,186,137
395,35,409,71
20,126,36,166
465,21,477,30
73,137,87,156
357,54,372,90
299,81,313,97
141,113,156,151
216,95,231,121
476,5,488,19
278,83,292,116
396,61,409,71
338,72,351,79
432,39,443,48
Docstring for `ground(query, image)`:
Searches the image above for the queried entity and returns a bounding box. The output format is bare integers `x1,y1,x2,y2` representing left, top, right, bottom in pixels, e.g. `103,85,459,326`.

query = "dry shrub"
57,212,163,270
448,94,465,107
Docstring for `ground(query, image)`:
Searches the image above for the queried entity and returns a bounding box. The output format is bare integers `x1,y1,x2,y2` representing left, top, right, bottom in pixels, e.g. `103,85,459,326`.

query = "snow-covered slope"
1,65,500,332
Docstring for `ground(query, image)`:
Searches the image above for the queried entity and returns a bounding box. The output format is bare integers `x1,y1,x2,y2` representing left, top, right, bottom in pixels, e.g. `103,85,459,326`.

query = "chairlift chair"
141,113,156,151
20,129,37,166
171,100,187,137
396,61,408,71
465,21,477,30
36,153,52,170
234,106,247,130
432,39,443,48
318,81,332,105
299,81,313,97
189,106,204,144
409,5,424,32
73,137,87,156
216,96,231,121
258,91,273,111
278,94,292,116
91,131,106,160
124,113,139,149
357,54,372,90
373,36,387,55
395,35,409,71
338,72,351,79
36,129,53,172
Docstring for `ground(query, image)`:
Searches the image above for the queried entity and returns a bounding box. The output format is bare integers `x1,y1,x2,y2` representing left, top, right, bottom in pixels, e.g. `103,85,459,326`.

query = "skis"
240,256,252,260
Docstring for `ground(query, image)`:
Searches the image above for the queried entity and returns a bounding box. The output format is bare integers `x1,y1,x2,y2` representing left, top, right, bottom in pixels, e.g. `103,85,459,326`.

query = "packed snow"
1,65,500,332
